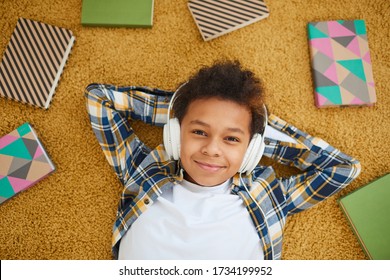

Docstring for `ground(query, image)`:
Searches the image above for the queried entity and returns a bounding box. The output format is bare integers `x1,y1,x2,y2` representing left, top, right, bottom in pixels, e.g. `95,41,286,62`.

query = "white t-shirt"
118,179,264,260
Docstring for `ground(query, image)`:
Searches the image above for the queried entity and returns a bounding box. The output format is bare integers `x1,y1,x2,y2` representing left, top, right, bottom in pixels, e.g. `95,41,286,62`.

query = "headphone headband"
166,82,188,125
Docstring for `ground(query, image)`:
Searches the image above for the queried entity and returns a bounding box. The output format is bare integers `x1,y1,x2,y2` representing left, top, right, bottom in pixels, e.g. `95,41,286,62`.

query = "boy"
85,60,360,260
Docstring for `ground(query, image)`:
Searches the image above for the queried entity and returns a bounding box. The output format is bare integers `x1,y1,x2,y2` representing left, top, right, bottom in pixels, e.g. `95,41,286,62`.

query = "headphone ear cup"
163,118,181,160
163,123,173,159
239,134,265,175
239,139,254,174
170,118,181,160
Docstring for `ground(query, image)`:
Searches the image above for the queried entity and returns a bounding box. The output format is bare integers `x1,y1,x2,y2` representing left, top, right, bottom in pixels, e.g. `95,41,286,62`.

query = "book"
338,174,390,260
308,20,376,107
0,18,75,109
81,0,154,28
188,0,269,41
0,123,55,205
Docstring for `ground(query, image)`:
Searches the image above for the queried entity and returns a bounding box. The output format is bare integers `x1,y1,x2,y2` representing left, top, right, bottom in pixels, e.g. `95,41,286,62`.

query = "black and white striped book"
188,0,270,41
0,18,75,109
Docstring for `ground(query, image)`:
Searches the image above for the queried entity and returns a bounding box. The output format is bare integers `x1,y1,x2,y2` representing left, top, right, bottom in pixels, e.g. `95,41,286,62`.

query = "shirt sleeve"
85,83,172,185
263,114,361,214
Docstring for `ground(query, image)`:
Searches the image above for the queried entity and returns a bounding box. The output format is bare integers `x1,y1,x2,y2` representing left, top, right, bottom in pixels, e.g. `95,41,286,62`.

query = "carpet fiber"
0,0,389,260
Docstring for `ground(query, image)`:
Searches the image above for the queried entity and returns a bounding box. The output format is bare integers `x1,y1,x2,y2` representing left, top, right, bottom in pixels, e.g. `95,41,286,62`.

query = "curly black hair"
173,60,266,137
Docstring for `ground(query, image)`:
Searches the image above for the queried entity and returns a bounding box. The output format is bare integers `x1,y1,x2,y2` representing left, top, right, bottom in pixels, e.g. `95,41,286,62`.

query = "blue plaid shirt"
85,83,361,260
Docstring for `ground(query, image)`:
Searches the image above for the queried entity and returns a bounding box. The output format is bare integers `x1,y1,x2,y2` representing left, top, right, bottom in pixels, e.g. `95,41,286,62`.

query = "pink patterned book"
308,20,376,107
0,123,55,205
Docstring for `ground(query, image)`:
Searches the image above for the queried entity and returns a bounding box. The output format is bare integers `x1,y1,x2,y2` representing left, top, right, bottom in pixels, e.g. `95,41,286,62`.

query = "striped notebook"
188,0,269,41
0,18,75,109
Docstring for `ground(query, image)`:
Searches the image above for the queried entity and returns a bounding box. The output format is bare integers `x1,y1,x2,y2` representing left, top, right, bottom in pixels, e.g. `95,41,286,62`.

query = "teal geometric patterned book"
0,123,55,205
81,0,154,28
308,20,376,107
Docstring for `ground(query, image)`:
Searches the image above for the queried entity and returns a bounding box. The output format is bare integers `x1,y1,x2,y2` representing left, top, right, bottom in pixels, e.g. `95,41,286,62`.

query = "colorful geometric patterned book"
0,123,55,205
81,0,154,28
308,20,376,107
188,0,269,41
338,174,390,260
0,18,75,109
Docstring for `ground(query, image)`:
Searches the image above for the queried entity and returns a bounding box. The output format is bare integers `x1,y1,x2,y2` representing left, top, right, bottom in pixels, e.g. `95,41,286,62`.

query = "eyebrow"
189,120,246,135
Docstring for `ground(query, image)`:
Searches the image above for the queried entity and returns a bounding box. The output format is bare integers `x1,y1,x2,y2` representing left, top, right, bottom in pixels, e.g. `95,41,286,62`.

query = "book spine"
339,201,373,259
45,35,75,109
307,24,321,108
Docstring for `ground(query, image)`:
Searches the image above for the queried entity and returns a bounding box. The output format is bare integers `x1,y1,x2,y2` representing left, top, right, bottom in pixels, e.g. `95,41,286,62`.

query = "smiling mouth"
195,161,225,172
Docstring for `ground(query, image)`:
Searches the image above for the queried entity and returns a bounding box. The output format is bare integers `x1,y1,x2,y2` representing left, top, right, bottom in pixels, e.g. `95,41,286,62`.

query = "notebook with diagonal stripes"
188,0,270,41
0,18,75,109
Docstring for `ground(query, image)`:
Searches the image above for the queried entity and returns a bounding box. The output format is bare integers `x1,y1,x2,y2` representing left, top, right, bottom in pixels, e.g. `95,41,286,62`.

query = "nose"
201,137,221,157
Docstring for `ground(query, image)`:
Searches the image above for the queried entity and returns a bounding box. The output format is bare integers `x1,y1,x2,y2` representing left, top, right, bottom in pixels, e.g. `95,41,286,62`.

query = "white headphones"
163,83,268,175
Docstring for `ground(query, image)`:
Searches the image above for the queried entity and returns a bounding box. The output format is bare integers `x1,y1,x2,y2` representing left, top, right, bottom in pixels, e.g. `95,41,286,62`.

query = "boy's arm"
262,114,361,214
85,83,172,185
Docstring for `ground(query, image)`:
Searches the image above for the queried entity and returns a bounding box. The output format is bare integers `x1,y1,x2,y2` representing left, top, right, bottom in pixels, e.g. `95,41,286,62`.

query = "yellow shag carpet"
0,0,389,260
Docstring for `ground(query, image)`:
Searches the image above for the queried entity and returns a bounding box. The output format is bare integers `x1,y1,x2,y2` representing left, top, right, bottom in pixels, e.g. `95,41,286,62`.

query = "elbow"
85,83,100,97
339,159,361,187
332,159,361,189
350,159,362,180
84,83,110,104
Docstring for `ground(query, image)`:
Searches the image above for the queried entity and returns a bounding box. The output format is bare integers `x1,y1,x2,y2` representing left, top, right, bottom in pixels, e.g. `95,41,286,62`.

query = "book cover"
188,0,269,41
0,18,75,109
81,0,154,28
338,174,390,260
308,20,376,107
0,123,55,205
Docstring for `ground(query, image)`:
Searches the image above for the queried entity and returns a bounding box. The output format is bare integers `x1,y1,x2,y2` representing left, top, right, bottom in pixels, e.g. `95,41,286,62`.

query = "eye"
192,130,207,136
225,136,240,143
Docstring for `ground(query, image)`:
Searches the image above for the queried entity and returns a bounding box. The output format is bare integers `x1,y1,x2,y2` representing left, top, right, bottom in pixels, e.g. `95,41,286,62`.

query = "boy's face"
180,97,251,187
